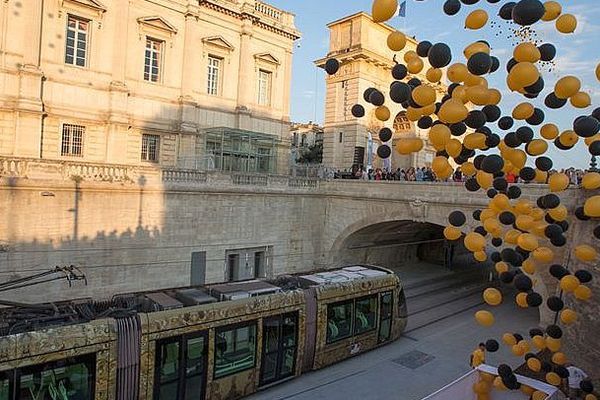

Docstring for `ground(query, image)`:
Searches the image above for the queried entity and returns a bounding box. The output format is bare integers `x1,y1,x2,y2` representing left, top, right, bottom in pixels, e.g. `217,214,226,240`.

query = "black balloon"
418,116,433,129
379,128,393,142
551,235,567,247
526,108,545,126
392,63,408,80
505,132,522,148
499,2,517,20
474,226,488,236
556,366,570,379
535,156,553,172
526,292,543,307
500,271,516,284
487,188,498,198
351,104,365,118
589,141,600,156
491,251,502,262
490,56,500,73
369,90,385,106
543,193,560,209
485,339,499,352
325,58,340,75
507,186,522,199
408,77,422,87
539,43,556,61
581,380,594,393
481,155,505,174
506,57,518,73
492,237,503,247
498,364,513,378
428,43,452,68
575,269,593,283
449,210,467,227
473,209,482,221
546,324,563,339
466,178,481,192
519,167,536,182
545,224,563,239
482,105,501,122
417,40,432,57
529,328,544,338
444,0,461,15
486,133,501,148
498,116,514,130
516,126,534,143
363,88,376,102
511,0,545,26
493,177,508,191
467,52,492,76
575,206,591,221
450,122,467,136
594,225,600,239
377,144,391,159
499,211,516,225
549,265,569,280
390,82,411,104
547,296,565,312
465,110,487,129
574,116,600,138
545,92,567,109
514,274,533,292
525,77,545,95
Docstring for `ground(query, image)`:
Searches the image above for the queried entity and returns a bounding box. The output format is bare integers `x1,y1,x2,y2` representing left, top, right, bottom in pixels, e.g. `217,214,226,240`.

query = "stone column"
106,0,131,164
179,11,200,159
236,17,254,130
15,0,44,157
282,48,293,120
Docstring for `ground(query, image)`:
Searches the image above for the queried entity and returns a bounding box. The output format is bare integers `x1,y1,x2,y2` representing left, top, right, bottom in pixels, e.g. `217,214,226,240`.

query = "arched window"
393,112,412,133
301,134,307,147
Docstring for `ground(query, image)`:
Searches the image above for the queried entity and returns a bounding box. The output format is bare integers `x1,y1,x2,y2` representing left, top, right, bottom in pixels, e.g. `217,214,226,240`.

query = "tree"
296,142,323,164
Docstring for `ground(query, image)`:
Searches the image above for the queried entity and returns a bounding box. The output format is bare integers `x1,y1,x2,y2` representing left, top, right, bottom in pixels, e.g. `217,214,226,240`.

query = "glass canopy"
204,127,279,174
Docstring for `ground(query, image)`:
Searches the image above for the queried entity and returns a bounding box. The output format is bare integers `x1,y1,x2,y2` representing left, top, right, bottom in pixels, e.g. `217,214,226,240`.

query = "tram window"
0,371,9,400
17,354,95,400
379,291,393,343
354,295,377,335
156,339,180,400
326,300,353,343
185,336,207,400
214,322,257,379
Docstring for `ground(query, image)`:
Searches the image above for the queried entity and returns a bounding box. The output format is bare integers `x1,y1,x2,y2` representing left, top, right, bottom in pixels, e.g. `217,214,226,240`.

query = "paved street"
247,265,539,400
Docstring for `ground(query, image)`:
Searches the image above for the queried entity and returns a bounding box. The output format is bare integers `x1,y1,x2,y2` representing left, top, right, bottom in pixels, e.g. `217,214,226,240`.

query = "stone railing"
254,1,282,20
231,173,269,186
288,177,318,188
0,157,158,184
162,169,208,183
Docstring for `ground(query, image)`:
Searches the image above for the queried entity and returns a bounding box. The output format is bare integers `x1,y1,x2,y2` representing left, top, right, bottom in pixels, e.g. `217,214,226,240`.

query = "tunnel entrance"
335,220,496,333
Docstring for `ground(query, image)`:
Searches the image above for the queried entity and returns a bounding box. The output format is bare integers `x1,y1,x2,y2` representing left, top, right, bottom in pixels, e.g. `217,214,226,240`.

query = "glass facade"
0,354,96,400
204,128,278,174
214,322,257,379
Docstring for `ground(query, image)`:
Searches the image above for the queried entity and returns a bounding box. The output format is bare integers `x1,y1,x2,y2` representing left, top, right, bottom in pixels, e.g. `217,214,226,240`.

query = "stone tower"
315,12,444,172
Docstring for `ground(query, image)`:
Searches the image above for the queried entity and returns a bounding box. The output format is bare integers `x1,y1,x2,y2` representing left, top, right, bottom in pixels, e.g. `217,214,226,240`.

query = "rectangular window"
378,291,393,343
257,70,272,106
214,322,257,379
207,56,221,96
65,15,89,67
145,38,163,82
354,295,377,335
61,124,84,157
154,333,208,400
339,132,343,143
141,134,160,162
18,354,96,400
326,300,353,343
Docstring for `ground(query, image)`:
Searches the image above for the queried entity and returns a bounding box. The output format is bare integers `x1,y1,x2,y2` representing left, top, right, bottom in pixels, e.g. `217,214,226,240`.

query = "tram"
0,265,407,400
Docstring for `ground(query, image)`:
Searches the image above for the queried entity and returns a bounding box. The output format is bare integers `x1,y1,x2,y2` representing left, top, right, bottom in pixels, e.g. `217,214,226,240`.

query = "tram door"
260,313,298,386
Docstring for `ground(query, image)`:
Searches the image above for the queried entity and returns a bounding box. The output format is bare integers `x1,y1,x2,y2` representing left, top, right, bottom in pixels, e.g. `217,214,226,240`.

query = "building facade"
316,12,444,172
0,0,300,174
290,121,323,163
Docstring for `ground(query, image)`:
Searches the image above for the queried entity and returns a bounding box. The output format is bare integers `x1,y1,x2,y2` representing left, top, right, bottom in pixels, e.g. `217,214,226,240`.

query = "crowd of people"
332,166,592,185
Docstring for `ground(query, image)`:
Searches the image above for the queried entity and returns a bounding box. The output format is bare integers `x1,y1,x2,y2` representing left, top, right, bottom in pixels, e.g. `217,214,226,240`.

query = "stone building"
0,0,299,174
315,12,445,172
290,121,323,163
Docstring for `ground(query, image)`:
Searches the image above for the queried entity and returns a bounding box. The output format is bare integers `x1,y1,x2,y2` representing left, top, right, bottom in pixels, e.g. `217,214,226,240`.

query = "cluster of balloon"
345,0,600,397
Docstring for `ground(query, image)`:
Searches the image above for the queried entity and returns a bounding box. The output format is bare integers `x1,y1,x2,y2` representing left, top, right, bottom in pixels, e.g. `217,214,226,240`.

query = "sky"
267,0,600,169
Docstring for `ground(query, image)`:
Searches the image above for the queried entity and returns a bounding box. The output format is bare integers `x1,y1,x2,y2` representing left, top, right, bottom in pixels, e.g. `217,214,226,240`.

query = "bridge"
0,156,597,375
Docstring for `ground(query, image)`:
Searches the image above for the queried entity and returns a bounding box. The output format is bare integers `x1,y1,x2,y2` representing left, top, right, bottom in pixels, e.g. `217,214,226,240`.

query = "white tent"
422,365,566,400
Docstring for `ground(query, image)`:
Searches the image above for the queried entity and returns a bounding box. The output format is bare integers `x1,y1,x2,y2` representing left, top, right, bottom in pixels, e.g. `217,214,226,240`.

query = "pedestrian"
416,167,424,181
469,343,486,368
566,363,589,400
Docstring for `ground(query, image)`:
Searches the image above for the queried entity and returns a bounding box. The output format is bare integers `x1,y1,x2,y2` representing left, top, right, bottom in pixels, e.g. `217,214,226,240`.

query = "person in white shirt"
566,364,588,399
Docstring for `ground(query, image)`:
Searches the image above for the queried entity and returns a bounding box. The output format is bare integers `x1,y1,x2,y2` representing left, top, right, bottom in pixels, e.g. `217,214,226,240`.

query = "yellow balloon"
495,261,509,274
372,0,398,23
465,232,486,252
582,173,600,190
444,225,462,241
505,229,522,245
516,215,534,231
465,73,486,87
407,57,424,74
521,385,535,396
533,391,548,400
404,50,418,63
447,63,469,83
476,170,493,189
574,285,592,301
532,335,546,350
515,200,533,215
518,233,539,251
474,251,487,262
464,133,487,150
542,1,562,21
574,244,598,262
475,310,494,327
571,92,591,108
560,275,581,293
429,124,451,150
512,102,535,120
555,76,581,99
462,162,477,177
465,9,488,30
473,380,491,395
446,139,463,158
514,42,541,63
503,333,517,346
559,130,579,147
387,31,407,51
432,156,451,177
494,376,508,391
546,372,561,386
375,105,391,121
487,88,502,105
426,67,443,83
548,173,570,192
584,195,600,217
464,41,490,59
467,86,491,106
533,246,554,263
541,123,559,140
585,134,600,146
548,205,568,222
527,139,548,156
556,13,577,33
535,169,548,184
516,292,529,308
438,99,469,124
522,259,536,274
546,337,561,352
510,62,540,88
406,106,422,121
552,352,568,365
560,309,577,325
412,85,436,107
597,63,600,82
527,357,541,372
585,394,598,400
